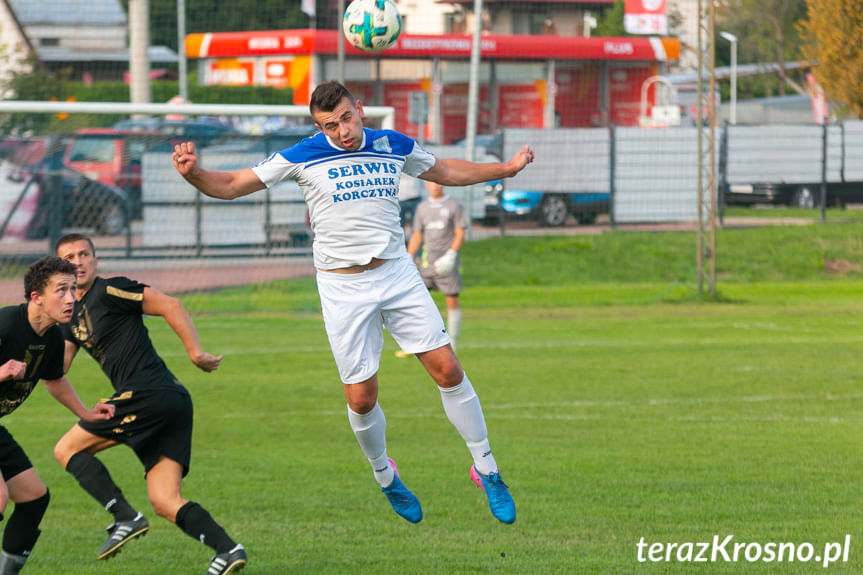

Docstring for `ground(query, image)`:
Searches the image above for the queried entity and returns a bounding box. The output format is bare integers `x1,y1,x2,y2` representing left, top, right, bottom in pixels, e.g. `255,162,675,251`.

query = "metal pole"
719,31,737,125
177,0,188,102
545,59,556,129
129,0,152,105
696,0,704,294
729,38,737,125
820,122,827,221
609,124,616,229
708,1,717,295
338,0,345,85
465,0,484,240
466,0,483,159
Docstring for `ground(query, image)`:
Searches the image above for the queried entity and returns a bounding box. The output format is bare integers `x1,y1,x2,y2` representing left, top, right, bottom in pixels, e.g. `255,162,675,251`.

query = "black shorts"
0,425,33,482
79,387,194,477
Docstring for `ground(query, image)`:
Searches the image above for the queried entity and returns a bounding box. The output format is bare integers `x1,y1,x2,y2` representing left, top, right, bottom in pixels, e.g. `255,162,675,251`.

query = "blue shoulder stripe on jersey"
277,132,338,164
361,129,418,156
268,129,419,167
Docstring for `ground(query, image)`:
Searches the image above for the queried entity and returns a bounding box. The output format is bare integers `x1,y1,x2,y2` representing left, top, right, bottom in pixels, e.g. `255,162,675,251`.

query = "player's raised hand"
508,145,535,175
192,351,223,373
0,359,27,382
172,141,199,176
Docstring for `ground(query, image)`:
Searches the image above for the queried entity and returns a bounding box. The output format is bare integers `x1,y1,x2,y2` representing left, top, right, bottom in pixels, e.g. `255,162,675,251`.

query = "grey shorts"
419,265,462,296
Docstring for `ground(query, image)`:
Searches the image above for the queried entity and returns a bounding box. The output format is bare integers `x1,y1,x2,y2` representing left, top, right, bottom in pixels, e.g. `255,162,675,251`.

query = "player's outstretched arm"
421,144,534,187
42,376,115,422
141,287,222,373
172,141,267,201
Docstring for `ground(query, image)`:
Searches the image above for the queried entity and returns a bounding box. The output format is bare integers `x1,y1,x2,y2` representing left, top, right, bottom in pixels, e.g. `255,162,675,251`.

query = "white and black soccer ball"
342,0,402,53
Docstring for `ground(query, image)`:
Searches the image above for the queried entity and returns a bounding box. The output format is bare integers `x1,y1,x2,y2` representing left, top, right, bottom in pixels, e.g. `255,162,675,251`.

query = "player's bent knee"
149,496,181,522
53,441,70,467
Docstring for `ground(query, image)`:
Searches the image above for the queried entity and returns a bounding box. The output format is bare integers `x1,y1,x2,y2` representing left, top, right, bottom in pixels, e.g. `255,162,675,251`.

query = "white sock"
438,374,498,476
347,403,394,487
447,308,462,351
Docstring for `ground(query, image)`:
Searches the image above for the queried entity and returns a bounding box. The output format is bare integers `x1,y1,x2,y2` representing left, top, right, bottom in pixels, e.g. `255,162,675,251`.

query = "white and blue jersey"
251,128,436,270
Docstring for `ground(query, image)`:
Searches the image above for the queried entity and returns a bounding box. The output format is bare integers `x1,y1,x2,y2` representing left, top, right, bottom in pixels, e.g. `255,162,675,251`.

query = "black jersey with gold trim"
0,304,65,418
63,276,187,394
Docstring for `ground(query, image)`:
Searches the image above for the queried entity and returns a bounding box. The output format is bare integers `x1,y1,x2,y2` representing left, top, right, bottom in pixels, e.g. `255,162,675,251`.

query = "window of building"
511,10,551,35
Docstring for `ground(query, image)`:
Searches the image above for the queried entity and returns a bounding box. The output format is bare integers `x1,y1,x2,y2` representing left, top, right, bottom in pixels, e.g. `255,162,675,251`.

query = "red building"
186,29,679,143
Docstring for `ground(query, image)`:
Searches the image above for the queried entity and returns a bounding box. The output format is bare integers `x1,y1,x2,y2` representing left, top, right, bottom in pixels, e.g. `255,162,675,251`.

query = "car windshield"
68,138,114,163
127,140,150,162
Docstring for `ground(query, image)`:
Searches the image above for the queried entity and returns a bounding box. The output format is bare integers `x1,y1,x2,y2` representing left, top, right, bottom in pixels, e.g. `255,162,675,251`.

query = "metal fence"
4,116,863,269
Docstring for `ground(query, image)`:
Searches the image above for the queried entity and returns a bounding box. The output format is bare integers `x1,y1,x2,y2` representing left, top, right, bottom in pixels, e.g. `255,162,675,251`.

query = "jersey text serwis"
327,162,397,179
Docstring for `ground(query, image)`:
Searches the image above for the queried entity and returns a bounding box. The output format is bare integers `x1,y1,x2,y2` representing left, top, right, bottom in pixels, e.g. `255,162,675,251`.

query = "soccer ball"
343,0,402,53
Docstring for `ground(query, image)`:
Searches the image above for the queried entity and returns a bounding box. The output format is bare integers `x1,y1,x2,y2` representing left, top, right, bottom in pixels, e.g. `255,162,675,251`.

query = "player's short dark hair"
24,256,76,300
55,233,95,257
310,81,356,116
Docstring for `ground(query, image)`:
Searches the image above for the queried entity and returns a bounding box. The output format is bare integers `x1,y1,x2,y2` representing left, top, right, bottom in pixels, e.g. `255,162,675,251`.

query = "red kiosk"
186,29,680,143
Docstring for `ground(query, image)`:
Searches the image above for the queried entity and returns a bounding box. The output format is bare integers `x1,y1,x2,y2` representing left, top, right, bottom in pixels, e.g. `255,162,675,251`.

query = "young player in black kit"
0,256,114,574
54,234,246,575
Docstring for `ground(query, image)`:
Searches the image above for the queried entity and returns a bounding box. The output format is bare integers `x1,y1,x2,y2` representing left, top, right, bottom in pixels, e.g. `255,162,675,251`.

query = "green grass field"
7,221,863,573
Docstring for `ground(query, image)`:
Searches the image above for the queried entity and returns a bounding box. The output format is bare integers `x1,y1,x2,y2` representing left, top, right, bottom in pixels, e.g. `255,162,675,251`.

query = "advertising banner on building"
624,0,667,35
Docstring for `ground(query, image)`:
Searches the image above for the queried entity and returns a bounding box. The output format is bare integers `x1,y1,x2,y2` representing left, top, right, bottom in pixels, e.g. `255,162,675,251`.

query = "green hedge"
1,81,294,134
68,81,292,107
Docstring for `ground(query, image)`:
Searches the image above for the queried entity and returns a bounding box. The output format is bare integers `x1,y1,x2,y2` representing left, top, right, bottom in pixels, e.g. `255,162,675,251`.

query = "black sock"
175,501,236,554
3,490,49,555
65,451,137,522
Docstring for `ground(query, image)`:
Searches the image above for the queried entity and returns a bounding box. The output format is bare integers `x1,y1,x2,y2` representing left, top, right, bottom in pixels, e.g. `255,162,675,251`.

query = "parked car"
112,118,235,151
199,124,318,155
64,122,236,220
462,133,609,227
63,128,164,219
9,139,129,239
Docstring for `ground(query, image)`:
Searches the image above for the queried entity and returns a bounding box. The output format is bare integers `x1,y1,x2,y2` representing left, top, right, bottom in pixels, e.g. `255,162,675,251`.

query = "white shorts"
316,254,451,384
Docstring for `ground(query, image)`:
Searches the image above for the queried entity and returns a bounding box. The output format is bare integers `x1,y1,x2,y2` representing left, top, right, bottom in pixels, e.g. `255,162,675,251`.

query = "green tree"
798,0,863,117
716,0,808,97
593,0,685,38
593,0,627,37
118,0,312,50
0,53,74,135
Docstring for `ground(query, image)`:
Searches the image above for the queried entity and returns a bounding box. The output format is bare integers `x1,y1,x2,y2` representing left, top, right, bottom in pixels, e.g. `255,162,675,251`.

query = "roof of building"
8,0,126,26
38,45,178,64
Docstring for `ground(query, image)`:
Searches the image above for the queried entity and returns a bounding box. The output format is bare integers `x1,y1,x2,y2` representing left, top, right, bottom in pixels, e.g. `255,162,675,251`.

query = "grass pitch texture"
7,221,863,573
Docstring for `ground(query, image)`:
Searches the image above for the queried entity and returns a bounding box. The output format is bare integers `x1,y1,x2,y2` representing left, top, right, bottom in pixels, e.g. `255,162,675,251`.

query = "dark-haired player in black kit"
54,234,246,575
0,256,114,574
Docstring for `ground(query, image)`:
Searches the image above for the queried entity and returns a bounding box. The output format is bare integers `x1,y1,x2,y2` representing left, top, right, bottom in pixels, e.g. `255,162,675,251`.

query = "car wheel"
539,194,568,227
98,202,125,235
792,186,815,209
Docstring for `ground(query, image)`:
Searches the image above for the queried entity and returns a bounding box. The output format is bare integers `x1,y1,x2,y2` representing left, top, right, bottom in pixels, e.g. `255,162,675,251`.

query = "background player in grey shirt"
402,181,465,352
